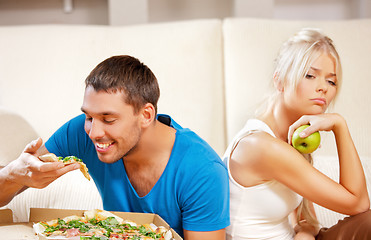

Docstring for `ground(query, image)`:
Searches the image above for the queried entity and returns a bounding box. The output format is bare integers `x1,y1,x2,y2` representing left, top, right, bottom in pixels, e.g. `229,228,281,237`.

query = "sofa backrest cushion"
0,107,38,166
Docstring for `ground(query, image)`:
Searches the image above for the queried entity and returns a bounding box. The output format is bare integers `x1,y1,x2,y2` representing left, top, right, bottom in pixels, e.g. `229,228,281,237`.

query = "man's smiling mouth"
96,142,114,150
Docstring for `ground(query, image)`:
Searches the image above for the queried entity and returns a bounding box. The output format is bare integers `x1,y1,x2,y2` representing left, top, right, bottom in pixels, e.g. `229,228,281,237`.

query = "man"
0,55,229,239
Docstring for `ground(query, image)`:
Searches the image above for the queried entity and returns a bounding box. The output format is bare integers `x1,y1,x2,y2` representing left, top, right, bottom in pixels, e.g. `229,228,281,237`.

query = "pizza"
39,153,90,181
33,209,173,240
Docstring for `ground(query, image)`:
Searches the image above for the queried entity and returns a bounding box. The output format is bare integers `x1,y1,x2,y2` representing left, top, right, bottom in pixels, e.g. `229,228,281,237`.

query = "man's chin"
97,153,122,164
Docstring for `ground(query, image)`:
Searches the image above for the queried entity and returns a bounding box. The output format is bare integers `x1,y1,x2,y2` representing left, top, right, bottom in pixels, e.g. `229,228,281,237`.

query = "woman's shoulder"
232,129,296,170
236,130,282,155
228,131,283,186
230,130,305,185
243,119,276,136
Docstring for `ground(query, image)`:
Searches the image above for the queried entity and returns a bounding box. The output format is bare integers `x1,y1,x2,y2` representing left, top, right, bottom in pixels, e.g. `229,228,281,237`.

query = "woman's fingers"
288,114,338,145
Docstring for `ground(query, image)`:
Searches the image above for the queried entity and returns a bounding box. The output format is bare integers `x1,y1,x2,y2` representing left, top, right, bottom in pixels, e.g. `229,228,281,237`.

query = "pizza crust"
39,153,91,181
39,153,59,162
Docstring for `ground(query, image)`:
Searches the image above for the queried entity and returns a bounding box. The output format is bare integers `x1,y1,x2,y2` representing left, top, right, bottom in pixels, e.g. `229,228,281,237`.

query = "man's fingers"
55,163,81,177
38,161,65,172
24,138,43,154
26,163,80,188
39,162,80,173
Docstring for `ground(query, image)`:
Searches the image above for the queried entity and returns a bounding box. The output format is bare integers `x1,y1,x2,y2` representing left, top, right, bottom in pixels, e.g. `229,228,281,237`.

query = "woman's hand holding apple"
288,113,345,154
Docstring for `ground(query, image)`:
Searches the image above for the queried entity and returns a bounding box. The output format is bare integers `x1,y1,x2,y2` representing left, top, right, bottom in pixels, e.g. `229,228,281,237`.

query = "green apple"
291,125,321,154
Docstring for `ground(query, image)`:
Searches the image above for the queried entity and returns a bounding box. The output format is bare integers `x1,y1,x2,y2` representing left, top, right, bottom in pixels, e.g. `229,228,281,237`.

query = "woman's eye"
327,80,337,86
306,74,315,79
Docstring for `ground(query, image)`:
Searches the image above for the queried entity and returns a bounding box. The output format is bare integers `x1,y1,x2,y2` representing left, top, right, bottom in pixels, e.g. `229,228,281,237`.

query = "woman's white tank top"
223,119,303,240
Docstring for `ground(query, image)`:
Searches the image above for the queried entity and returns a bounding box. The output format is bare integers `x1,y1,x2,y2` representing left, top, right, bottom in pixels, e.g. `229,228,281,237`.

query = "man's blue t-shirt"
45,114,229,237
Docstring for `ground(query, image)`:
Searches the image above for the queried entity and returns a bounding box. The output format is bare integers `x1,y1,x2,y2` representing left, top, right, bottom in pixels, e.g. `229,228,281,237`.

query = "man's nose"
88,119,104,139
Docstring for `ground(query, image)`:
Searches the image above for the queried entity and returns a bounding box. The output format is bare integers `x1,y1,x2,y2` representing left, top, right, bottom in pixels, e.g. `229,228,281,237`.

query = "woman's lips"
311,98,326,105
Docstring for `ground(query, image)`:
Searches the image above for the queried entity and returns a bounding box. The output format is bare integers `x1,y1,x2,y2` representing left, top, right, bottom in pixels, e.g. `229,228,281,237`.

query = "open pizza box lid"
0,208,182,240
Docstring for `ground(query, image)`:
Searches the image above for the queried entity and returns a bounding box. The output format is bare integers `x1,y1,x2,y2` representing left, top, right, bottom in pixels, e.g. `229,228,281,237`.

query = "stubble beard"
122,128,142,160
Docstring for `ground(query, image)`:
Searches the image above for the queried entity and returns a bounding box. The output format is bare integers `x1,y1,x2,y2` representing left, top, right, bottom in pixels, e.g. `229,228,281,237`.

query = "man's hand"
0,138,79,206
6,138,80,188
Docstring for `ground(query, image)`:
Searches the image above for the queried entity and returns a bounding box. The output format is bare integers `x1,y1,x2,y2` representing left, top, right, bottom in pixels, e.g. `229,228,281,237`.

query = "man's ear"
140,103,156,128
273,72,284,92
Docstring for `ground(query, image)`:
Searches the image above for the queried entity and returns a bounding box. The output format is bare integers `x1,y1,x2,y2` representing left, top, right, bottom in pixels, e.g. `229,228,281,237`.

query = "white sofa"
1,18,371,228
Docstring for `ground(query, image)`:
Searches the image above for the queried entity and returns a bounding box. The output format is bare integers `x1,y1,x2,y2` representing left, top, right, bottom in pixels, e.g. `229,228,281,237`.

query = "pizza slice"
39,153,90,181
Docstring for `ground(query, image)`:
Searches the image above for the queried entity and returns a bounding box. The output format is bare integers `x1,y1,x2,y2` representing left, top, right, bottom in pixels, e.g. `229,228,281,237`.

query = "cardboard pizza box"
0,208,183,240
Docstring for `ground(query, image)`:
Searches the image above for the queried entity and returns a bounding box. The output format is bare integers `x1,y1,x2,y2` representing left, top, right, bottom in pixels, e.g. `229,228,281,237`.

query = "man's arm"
183,229,226,240
0,138,79,207
180,160,229,240
0,166,27,207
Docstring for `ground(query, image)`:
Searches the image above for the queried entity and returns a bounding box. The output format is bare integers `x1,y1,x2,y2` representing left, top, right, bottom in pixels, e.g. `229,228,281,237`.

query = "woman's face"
284,53,338,116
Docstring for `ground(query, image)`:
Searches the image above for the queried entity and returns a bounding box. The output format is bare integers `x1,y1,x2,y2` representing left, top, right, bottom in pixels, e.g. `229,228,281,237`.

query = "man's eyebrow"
80,108,117,116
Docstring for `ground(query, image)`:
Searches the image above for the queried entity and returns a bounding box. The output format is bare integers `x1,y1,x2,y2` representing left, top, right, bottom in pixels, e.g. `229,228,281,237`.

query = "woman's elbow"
359,199,371,213
349,197,370,215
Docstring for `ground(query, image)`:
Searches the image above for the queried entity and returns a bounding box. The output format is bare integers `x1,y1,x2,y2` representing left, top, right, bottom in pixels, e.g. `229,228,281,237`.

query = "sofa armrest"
0,107,39,166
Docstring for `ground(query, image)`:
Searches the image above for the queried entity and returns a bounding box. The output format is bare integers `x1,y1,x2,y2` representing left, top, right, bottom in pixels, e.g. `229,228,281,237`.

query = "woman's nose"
317,78,328,93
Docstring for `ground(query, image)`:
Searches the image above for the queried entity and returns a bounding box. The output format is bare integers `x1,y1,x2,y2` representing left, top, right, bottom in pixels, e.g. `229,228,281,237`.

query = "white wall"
149,0,232,22
274,0,358,20
0,0,370,26
0,0,108,25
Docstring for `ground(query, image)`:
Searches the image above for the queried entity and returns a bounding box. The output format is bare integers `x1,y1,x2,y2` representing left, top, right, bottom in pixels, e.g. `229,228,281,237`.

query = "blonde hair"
297,154,318,227
263,29,342,228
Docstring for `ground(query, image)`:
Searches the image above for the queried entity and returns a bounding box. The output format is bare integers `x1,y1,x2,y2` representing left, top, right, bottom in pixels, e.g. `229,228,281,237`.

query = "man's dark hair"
85,55,160,114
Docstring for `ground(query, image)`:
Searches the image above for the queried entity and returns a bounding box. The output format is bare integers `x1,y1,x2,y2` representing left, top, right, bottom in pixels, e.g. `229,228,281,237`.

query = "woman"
224,28,371,240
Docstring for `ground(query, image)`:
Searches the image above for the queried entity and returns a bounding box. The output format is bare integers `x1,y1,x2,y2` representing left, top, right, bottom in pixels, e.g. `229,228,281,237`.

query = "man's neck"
123,120,176,197
124,119,176,167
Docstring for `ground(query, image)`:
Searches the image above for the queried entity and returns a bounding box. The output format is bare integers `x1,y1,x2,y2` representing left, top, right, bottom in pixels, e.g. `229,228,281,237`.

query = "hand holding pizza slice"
39,153,90,181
